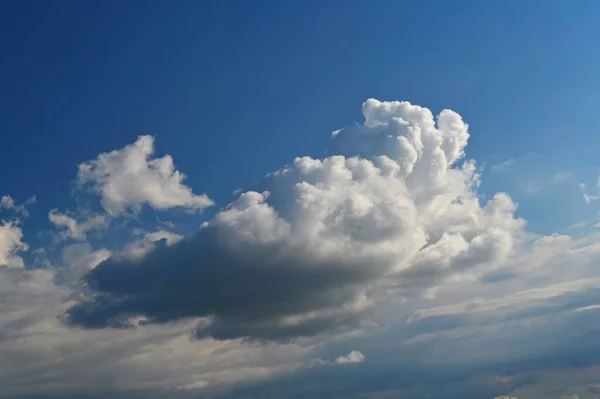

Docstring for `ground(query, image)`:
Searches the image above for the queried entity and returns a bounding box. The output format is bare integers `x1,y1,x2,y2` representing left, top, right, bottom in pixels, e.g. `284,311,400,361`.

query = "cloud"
525,171,572,194
122,229,183,259
0,266,325,398
568,220,589,230
0,195,36,218
388,234,600,375
335,350,365,364
0,222,28,268
60,242,111,282
49,210,109,241
65,99,525,342
580,181,600,203
408,277,600,326
227,223,600,398
491,159,515,172
7,98,600,398
76,135,213,217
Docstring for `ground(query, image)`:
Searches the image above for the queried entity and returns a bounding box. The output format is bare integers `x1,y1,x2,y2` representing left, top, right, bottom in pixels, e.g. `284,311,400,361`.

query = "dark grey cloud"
65,226,373,341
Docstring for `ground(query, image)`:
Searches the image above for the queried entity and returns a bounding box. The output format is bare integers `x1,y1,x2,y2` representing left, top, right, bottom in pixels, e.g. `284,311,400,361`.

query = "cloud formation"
491,159,515,172
0,267,321,398
60,243,112,282
580,179,600,203
2,100,600,399
49,210,109,241
335,350,365,364
0,196,31,268
65,99,525,342
0,195,35,217
122,229,183,259
76,135,213,216
0,221,27,268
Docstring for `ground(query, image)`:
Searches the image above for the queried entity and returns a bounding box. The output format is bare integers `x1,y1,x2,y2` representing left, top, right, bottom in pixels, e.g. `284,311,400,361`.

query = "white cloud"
66,99,526,341
122,229,183,259
76,135,214,216
574,304,600,312
408,277,600,323
568,220,589,230
335,350,365,364
525,171,572,194
49,209,109,241
491,158,515,172
579,174,600,203
0,194,35,217
0,196,30,267
0,221,28,268
0,195,15,209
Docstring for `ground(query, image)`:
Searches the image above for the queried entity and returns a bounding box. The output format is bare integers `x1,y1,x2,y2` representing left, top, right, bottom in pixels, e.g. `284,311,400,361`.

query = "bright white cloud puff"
76,135,214,217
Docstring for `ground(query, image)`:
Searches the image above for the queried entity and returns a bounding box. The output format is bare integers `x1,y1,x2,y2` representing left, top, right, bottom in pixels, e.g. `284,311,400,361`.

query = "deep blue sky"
2,0,600,229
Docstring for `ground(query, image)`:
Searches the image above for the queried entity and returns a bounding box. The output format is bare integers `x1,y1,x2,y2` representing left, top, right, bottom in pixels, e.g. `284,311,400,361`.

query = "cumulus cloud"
65,99,525,342
49,210,109,241
335,350,365,364
0,196,30,268
0,221,28,268
3,100,600,398
76,135,213,216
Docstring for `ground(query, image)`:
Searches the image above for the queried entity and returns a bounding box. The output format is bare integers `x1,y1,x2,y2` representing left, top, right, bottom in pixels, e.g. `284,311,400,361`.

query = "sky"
2,1,600,398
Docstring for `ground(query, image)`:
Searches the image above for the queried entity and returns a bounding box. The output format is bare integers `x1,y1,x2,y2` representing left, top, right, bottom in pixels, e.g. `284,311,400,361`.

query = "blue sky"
4,0,600,229
3,1,600,398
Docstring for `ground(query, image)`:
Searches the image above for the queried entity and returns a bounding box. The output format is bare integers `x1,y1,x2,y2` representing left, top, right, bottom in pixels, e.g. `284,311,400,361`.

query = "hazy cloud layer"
0,266,328,398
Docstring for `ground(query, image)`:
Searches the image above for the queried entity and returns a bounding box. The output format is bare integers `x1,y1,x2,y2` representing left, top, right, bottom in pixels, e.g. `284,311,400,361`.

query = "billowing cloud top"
65,99,525,341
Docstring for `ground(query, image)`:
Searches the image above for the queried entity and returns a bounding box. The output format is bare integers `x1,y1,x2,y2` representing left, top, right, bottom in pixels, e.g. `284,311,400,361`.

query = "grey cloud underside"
66,229,375,340
65,99,523,341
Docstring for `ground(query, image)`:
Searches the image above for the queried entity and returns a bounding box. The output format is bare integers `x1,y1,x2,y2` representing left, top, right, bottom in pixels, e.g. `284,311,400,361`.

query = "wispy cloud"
491,158,515,172
525,171,572,194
